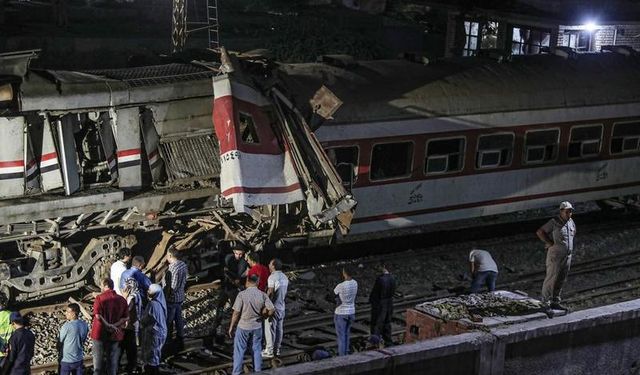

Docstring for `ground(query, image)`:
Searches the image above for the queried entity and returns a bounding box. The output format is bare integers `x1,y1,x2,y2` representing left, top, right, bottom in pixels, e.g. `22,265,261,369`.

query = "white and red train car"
276,51,640,241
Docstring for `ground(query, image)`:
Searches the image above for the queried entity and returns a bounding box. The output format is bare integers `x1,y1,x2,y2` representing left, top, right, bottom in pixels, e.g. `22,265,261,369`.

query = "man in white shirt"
469,249,499,293
334,266,357,356
263,258,289,358
110,248,132,296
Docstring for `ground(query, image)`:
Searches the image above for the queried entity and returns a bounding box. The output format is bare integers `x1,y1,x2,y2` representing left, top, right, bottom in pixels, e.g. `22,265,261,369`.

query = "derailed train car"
0,49,354,302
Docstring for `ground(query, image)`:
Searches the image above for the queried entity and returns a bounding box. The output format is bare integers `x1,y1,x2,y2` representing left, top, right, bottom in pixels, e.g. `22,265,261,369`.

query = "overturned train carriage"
0,50,354,302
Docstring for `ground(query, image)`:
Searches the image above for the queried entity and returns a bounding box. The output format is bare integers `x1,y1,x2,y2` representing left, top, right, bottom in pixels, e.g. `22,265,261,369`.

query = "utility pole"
171,0,219,53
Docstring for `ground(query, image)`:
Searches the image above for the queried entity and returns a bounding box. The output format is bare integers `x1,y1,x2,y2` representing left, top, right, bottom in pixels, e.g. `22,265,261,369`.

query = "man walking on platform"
536,201,576,311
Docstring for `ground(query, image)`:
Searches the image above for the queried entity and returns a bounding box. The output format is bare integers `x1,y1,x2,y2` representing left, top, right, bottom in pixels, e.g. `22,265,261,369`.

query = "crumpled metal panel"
159,133,220,185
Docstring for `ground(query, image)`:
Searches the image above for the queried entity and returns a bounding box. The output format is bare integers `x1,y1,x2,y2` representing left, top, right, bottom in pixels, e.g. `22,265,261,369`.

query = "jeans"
166,302,185,339
334,313,355,356
470,271,498,293
265,309,285,355
92,340,120,375
60,360,84,375
232,327,262,375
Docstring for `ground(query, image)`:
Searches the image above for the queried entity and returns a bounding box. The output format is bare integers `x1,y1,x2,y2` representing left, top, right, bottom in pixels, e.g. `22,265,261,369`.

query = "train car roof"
277,53,640,124
19,63,214,112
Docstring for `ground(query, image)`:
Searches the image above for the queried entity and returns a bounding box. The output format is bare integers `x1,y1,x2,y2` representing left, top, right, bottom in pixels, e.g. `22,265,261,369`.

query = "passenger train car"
274,50,640,241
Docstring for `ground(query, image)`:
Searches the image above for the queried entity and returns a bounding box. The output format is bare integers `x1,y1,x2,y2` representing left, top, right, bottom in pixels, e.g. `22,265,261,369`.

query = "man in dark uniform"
368,262,396,347
213,246,248,335
5,312,35,375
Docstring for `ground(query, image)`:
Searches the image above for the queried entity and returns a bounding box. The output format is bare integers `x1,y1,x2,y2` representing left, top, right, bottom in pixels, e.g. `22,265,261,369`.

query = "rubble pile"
415,293,544,321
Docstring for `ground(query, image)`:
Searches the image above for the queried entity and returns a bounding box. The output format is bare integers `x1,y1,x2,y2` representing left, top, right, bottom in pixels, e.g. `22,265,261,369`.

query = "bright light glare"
583,22,598,31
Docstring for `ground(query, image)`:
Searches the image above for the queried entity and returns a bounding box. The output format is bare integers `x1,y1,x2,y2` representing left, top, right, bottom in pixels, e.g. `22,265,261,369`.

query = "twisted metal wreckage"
0,48,356,301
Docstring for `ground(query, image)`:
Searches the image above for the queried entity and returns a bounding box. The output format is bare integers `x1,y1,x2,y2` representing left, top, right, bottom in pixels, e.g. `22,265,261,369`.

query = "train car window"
568,125,603,158
524,129,559,164
476,133,514,169
238,112,260,144
611,122,640,154
326,146,359,185
370,142,413,181
425,137,465,175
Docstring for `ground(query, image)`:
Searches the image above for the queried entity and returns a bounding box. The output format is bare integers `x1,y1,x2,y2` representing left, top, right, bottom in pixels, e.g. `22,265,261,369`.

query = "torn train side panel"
211,55,356,241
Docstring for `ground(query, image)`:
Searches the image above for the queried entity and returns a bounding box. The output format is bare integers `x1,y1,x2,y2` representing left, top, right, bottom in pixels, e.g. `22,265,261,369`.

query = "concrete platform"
260,299,640,375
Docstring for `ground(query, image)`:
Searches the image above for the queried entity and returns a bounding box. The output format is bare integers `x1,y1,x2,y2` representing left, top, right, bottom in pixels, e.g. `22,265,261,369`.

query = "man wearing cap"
536,201,577,311
5,312,35,375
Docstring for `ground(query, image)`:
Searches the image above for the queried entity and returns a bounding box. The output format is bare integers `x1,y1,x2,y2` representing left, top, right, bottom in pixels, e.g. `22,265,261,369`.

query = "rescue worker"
140,284,167,375
536,201,576,311
368,262,395,347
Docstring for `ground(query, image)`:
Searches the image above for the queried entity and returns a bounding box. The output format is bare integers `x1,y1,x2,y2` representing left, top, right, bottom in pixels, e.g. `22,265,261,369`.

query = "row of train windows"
328,122,640,182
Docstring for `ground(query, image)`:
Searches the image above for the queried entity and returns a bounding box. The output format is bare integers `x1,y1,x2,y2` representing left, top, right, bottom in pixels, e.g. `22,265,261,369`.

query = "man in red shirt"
246,252,269,292
90,278,128,375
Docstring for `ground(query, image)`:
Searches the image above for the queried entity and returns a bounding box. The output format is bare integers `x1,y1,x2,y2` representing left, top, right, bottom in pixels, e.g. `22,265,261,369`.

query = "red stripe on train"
0,160,24,168
39,152,58,162
352,180,640,223
222,183,301,195
117,149,141,157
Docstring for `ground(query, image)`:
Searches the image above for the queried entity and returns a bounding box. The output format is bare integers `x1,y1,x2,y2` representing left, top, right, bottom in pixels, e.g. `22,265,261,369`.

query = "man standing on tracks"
536,201,576,311
59,303,89,375
369,262,396,347
90,278,129,375
213,246,248,335
263,258,289,359
120,256,152,300
164,247,188,351
334,266,358,356
5,312,34,375
111,248,132,296
469,249,499,293
140,284,167,375
228,274,274,375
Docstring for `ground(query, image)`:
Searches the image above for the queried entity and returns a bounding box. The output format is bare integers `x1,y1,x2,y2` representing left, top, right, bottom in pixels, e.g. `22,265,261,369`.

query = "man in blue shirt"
59,303,89,375
120,256,152,299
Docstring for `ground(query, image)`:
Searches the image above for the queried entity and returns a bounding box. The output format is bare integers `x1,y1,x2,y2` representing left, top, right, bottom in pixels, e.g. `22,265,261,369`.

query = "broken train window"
425,137,465,175
238,112,260,144
476,133,514,169
568,124,602,159
325,146,359,186
370,142,413,181
611,121,640,154
524,128,559,164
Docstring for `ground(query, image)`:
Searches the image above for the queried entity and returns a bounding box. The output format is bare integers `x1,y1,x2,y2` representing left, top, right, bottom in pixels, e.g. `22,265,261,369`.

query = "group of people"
74,246,187,375
213,247,289,375
469,201,577,312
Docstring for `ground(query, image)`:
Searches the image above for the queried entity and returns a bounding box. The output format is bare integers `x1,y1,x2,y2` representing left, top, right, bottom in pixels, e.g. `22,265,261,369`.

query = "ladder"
206,0,220,50
171,0,219,52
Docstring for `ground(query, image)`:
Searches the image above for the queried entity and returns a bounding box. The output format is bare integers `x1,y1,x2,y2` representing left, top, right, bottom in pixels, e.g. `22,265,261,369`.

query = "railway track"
25,212,640,373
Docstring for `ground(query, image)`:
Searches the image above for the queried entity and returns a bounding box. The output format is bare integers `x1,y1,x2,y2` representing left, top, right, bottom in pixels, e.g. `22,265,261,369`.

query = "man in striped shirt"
164,247,188,349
